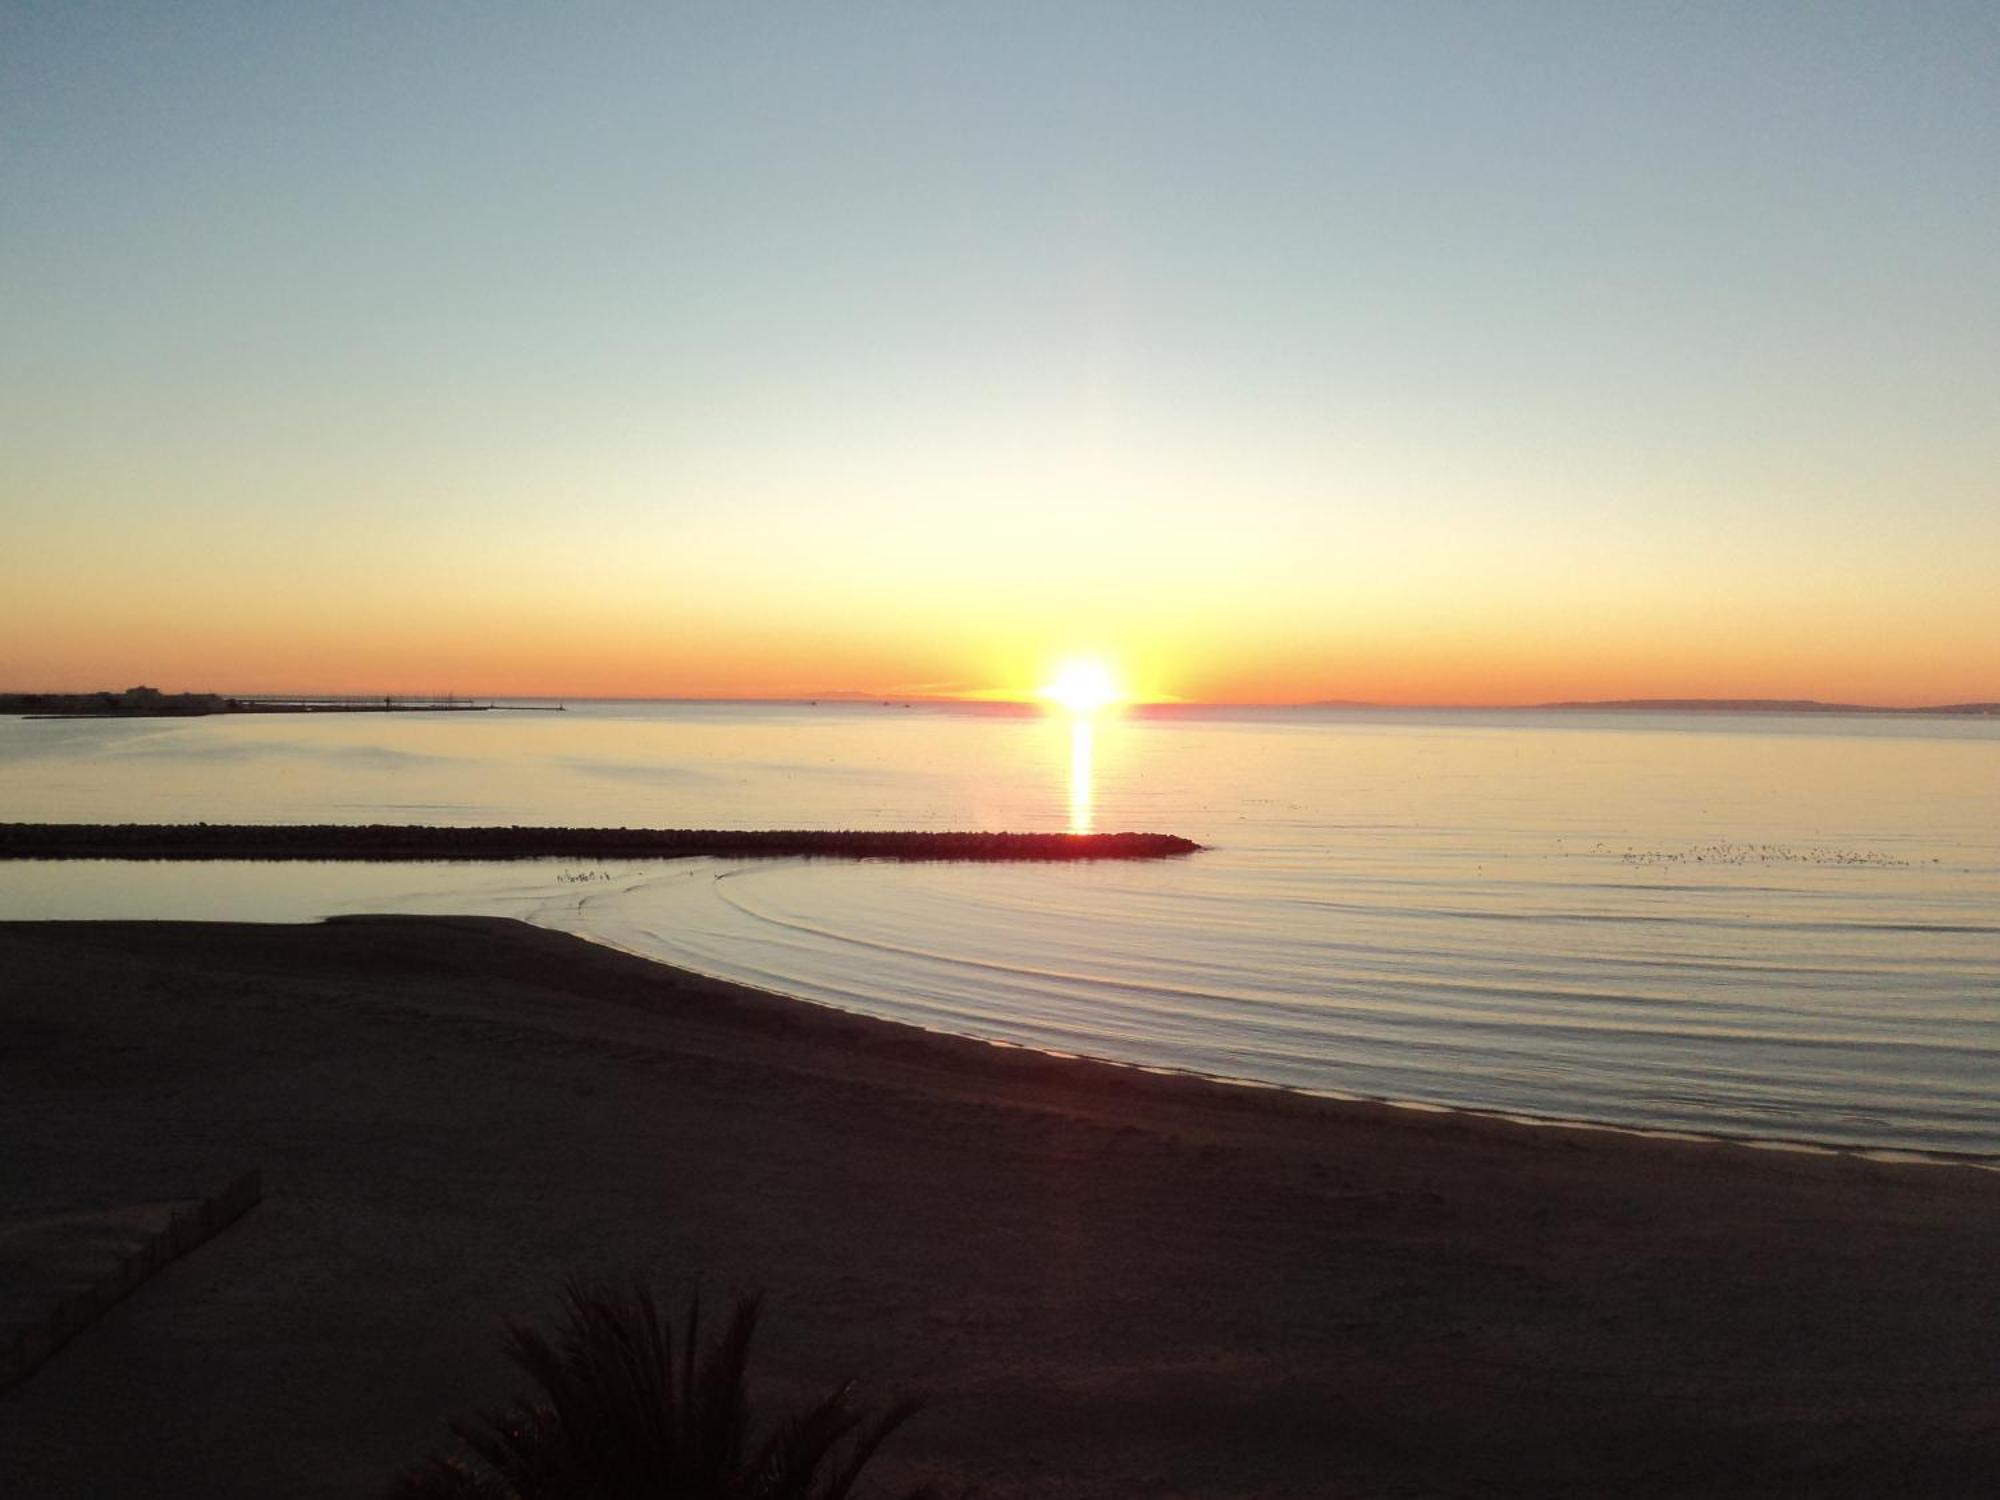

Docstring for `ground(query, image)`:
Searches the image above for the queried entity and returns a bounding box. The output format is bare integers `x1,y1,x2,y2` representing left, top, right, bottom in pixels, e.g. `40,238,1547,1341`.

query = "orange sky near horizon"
8,562,1996,707
5,403,1995,706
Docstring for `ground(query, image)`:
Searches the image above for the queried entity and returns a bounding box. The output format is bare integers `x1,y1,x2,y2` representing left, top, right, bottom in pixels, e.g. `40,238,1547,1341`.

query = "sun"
1040,656,1123,715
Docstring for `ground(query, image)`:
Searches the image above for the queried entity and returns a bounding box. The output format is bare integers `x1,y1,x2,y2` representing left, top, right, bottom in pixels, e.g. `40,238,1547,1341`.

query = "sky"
3,3,1996,704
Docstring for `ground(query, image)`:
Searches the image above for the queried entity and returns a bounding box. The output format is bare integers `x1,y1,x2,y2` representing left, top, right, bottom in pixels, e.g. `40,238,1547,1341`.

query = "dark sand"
1,917,1995,1497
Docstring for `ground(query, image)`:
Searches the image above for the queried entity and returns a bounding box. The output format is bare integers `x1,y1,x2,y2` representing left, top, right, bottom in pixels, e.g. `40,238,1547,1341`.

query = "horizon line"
13,688,1998,716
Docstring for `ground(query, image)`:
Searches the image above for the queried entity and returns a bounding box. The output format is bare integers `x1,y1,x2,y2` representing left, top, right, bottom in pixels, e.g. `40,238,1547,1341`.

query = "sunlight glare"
1041,656,1123,716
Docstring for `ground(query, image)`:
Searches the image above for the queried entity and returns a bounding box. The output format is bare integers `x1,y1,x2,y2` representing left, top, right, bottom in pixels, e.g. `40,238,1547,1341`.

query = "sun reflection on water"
1068,718,1094,834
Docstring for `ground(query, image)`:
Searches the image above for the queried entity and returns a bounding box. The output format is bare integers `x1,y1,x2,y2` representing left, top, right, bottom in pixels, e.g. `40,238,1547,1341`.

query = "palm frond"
814,1394,928,1500
391,1283,933,1500
387,1454,513,1499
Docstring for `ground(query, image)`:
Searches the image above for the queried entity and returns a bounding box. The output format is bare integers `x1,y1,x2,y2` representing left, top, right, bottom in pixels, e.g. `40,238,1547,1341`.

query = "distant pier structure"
229,693,565,713
234,693,497,712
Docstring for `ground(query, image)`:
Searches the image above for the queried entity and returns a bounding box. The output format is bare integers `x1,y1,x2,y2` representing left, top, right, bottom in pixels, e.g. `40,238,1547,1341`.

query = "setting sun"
1041,657,1123,715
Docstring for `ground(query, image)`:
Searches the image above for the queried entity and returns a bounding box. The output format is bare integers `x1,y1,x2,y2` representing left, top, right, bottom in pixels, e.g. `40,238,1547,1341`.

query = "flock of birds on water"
1603,840,1913,869
547,844,1928,881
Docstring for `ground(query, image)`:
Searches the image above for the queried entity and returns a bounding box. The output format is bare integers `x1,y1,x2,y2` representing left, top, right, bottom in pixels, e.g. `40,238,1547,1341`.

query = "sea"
3,700,1996,1159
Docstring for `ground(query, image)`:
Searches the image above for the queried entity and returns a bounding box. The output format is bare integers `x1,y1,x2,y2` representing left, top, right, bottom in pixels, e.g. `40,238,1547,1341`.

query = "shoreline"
580,921,2000,1172
3,916,1997,1496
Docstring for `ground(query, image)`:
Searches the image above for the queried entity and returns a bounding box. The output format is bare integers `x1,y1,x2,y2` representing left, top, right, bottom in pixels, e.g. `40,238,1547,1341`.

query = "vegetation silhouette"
391,1284,942,1500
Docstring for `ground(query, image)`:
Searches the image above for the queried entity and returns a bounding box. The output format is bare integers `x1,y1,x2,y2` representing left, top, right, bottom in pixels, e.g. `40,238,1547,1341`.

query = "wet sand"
1,916,1995,1497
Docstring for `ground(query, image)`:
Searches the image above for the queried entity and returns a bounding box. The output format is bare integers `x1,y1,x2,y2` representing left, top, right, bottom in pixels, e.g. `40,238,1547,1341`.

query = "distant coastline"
1530,697,2000,716
0,687,559,717
1281,697,2000,715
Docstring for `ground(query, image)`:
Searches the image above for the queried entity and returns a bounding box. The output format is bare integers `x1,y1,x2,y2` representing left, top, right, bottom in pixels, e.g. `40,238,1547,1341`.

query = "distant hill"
1536,698,2000,716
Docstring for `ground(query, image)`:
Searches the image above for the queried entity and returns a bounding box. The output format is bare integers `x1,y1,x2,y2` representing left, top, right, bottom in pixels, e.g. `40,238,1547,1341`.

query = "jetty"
0,824,1202,862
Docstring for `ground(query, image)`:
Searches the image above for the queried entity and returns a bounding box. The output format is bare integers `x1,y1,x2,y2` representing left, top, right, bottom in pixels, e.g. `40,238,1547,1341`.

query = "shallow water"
2,701,1996,1155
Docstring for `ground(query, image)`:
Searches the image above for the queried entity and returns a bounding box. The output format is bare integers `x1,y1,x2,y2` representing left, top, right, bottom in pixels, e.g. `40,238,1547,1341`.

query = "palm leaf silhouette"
391,1283,940,1500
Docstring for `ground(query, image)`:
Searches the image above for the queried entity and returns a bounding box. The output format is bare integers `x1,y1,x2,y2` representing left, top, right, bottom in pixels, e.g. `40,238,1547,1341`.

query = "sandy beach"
2,916,1996,1497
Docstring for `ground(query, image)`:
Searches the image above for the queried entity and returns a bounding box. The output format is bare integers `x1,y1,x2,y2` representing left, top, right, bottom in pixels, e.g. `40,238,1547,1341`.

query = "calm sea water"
3,701,1996,1157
